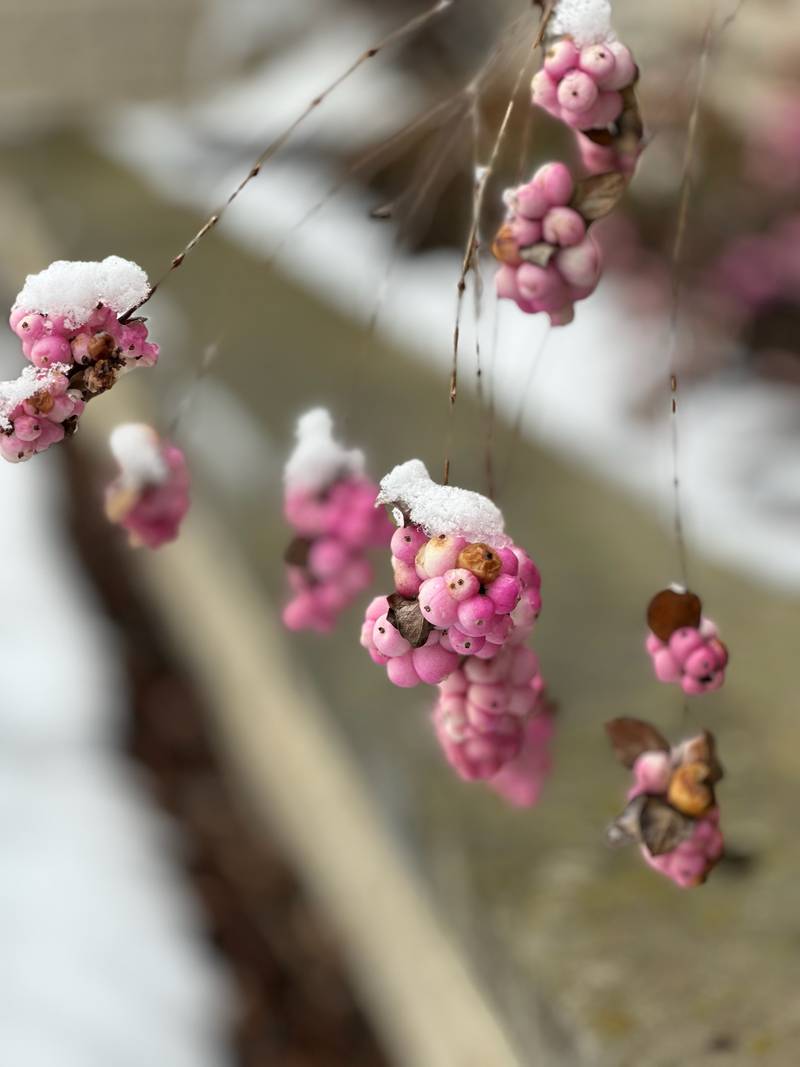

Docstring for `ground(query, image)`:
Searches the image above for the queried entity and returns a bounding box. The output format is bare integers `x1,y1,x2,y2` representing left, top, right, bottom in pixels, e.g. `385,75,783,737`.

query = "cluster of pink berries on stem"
493,4,643,324
645,588,729,696
104,424,190,550
606,719,724,888
2,257,157,463
282,409,393,633
360,460,553,798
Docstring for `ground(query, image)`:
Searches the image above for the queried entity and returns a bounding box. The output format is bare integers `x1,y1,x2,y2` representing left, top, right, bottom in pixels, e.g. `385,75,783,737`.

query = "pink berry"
29,335,72,368
533,162,574,206
510,216,543,247
392,556,422,598
418,534,466,578
599,42,636,91
486,573,522,615
447,627,485,656
442,568,480,603
308,537,349,580
412,643,460,685
578,43,616,80
557,70,599,113
457,595,496,637
632,751,672,795
556,238,602,288
531,69,559,110
543,38,580,78
516,263,568,309
542,206,586,247
391,525,426,564
418,575,460,628
387,652,421,688
372,614,411,658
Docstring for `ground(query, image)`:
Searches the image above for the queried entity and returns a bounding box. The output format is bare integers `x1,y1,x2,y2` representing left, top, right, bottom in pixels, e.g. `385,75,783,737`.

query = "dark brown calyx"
646,588,702,641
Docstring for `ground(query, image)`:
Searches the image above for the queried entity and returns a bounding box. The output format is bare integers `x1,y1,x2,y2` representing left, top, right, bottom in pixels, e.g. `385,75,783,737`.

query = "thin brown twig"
119,0,455,322
442,0,554,485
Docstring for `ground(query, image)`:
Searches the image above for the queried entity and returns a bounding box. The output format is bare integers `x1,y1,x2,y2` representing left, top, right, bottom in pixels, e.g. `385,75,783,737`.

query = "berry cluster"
645,588,728,695
282,409,392,633
532,38,634,131
493,163,600,326
2,257,157,463
361,460,552,794
606,719,724,888
493,13,643,324
104,424,190,550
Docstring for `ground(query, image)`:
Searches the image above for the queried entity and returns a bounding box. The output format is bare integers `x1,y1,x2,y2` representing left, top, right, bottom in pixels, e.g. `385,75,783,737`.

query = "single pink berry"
486,573,522,615
457,594,496,637
392,556,422,598
447,627,485,656
29,334,72,368
372,614,412,658
516,263,568,309
412,643,460,685
418,575,460,628
557,70,599,113
556,238,602,288
391,525,427,564
578,43,616,80
443,568,480,603
543,38,580,78
387,652,421,688
531,69,559,109
599,42,636,91
418,534,467,578
515,182,550,221
307,537,349,581
533,162,574,206
542,206,586,247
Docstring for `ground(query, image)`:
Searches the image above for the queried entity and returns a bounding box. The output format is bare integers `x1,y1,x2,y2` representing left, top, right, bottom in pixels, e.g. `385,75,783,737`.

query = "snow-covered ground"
0,343,230,1067
95,0,800,591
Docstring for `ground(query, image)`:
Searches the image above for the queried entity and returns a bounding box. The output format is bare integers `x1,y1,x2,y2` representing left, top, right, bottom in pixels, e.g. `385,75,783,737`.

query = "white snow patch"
110,422,169,488
0,363,72,430
549,0,614,45
14,255,150,328
377,459,508,545
284,407,365,493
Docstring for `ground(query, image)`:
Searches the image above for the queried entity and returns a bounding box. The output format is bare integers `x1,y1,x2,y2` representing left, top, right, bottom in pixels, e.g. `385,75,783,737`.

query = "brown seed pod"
667,761,715,818
456,542,502,584
646,588,702,641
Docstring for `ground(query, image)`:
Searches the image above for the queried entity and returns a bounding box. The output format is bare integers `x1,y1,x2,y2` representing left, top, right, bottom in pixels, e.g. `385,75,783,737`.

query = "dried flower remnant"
282,409,392,633
645,587,728,695
4,257,159,462
105,423,190,549
605,718,724,888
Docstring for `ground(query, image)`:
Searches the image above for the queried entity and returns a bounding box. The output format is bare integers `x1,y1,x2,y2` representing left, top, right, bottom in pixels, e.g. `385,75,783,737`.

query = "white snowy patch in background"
549,0,614,45
378,459,508,545
284,407,364,493
14,255,150,327
110,422,169,488
0,363,71,429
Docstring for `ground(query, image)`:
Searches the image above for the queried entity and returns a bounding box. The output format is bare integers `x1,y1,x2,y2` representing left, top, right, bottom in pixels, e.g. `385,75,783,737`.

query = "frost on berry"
605,719,725,888
104,423,190,549
282,408,392,633
4,257,159,462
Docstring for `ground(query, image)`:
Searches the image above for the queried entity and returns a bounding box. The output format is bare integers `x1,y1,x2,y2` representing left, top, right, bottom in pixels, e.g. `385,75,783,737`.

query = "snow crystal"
0,364,71,430
549,0,614,46
13,256,150,328
283,407,365,493
110,423,168,488
376,459,508,545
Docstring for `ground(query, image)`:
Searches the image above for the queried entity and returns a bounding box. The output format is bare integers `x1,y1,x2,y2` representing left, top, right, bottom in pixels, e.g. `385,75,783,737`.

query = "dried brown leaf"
284,537,312,567
605,717,669,767
571,171,627,222
647,588,702,641
518,242,557,268
386,593,432,649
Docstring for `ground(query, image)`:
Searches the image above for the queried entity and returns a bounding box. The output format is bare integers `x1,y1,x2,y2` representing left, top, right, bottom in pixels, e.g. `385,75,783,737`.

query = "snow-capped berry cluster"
2,257,157,462
282,409,392,633
0,365,85,463
606,719,724,888
493,163,601,326
361,460,551,792
532,37,635,132
645,588,728,695
104,423,190,549
493,1,643,323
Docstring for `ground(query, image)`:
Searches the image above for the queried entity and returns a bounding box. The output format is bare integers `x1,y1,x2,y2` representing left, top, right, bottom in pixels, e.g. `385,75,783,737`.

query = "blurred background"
0,0,798,1064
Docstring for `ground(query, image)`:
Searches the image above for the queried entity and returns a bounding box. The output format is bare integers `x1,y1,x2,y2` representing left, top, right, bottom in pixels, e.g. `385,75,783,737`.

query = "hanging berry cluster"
282,409,394,633
2,257,158,462
360,460,553,801
493,3,644,324
605,719,724,888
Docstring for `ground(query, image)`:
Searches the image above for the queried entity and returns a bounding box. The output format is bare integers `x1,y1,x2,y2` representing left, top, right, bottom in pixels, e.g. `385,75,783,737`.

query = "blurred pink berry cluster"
607,719,724,888
532,38,635,131
105,424,190,550
645,588,728,696
493,20,643,324
494,163,601,326
282,409,392,633
2,257,157,463
360,460,553,800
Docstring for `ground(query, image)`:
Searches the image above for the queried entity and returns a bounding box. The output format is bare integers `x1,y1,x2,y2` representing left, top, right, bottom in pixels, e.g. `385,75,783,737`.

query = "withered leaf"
639,796,695,856
283,536,312,567
605,717,669,767
570,171,627,222
680,730,724,783
607,793,647,847
646,588,702,641
519,242,557,268
386,593,432,649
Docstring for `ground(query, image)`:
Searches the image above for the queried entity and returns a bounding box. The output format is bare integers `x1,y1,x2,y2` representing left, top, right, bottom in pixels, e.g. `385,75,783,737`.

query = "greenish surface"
2,133,798,1066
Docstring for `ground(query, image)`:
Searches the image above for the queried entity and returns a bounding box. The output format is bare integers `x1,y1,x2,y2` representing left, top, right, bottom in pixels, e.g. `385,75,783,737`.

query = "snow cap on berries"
284,407,365,495
0,363,72,431
376,459,509,546
13,256,150,329
109,422,169,489
549,0,614,46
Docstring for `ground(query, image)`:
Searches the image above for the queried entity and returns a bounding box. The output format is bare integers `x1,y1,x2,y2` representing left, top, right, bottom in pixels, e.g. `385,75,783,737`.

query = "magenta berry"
418,575,460,628
456,594,496,636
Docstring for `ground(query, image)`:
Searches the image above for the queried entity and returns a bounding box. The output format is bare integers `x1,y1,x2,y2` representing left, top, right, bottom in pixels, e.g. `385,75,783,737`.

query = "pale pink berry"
557,70,599,113
498,547,519,575
387,652,421,688
29,334,71,368
308,537,349,580
599,42,637,91
412,643,459,685
578,43,616,80
447,627,485,656
556,238,602,288
533,162,574,206
12,312,46,341
391,525,427,564
417,534,466,578
496,264,523,302
372,614,411,658
543,38,580,78
631,751,672,795
443,567,480,603
542,206,586,247
489,712,554,807
531,69,559,110
392,556,422,598
510,216,543,247
457,594,496,636
418,575,460,628
515,182,550,221
486,573,522,615
668,627,704,666
516,263,568,310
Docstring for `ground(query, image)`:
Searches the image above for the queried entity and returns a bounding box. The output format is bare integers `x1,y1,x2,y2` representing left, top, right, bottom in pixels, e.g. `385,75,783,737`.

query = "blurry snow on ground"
96,0,800,590
0,339,230,1067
